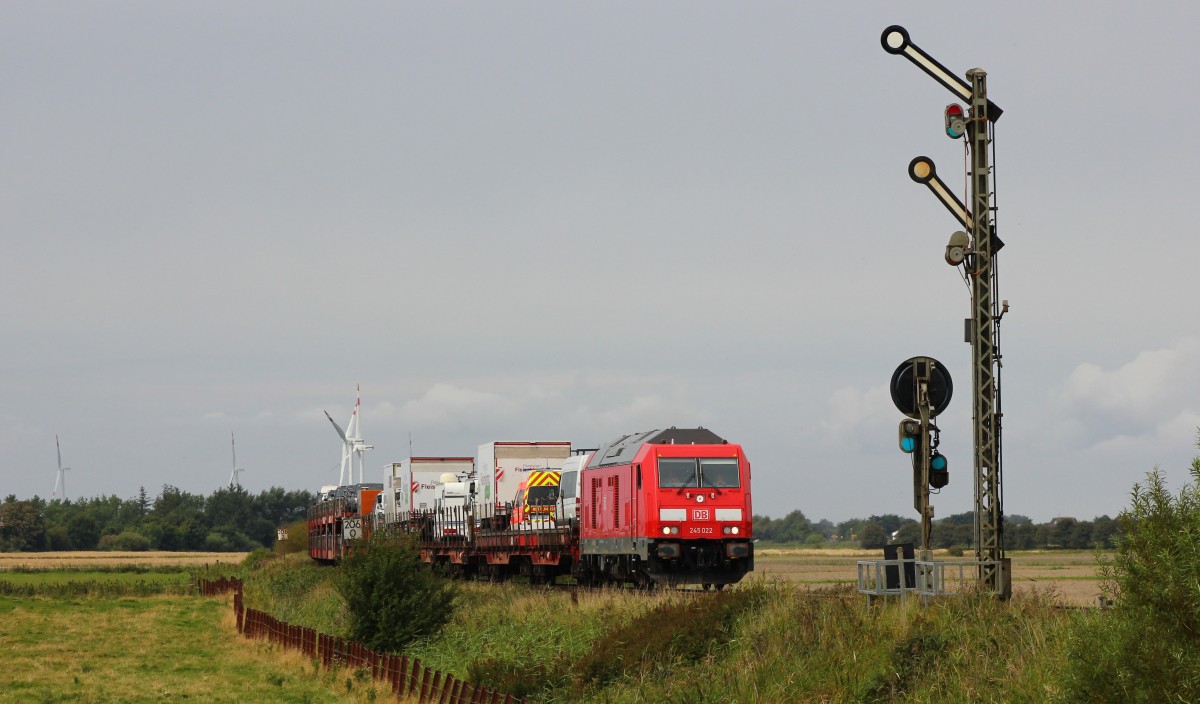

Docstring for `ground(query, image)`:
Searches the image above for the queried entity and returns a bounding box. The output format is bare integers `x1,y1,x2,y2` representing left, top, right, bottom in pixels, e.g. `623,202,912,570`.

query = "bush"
1063,435,1200,702
275,519,310,555
98,530,151,551
859,523,886,550
335,530,457,652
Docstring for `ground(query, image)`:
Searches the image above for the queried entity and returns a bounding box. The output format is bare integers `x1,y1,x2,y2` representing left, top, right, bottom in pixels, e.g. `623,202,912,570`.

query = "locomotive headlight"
662,526,671,535
661,526,679,535
721,526,740,535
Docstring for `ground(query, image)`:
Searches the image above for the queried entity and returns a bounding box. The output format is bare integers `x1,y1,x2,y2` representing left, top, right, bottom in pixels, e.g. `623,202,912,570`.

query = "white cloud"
389,383,516,425
818,384,893,446
1057,336,1200,445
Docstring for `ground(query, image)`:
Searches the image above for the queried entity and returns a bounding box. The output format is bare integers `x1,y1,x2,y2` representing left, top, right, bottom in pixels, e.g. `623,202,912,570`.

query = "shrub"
1062,435,1200,702
334,530,457,652
98,530,151,551
275,519,310,555
859,523,886,550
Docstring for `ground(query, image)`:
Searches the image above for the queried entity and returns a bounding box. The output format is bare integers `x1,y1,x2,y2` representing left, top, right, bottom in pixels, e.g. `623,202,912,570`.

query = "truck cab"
557,452,592,528
509,471,561,527
432,475,475,539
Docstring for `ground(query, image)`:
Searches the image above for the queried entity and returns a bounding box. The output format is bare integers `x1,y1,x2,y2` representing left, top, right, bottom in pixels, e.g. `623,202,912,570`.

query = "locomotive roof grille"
588,427,727,468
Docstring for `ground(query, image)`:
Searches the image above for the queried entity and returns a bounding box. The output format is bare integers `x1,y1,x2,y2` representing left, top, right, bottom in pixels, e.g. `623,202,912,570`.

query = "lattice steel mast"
965,69,1007,597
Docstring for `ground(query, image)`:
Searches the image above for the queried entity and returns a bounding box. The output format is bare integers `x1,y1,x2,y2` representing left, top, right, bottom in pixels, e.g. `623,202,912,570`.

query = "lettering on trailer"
693,509,710,521
343,518,362,540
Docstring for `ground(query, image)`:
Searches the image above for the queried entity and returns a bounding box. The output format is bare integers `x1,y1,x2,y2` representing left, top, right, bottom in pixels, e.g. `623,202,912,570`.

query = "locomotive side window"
658,458,697,488
699,458,740,488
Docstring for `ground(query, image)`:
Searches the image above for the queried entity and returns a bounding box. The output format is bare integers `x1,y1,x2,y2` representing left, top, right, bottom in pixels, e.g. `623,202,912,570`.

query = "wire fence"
199,577,526,704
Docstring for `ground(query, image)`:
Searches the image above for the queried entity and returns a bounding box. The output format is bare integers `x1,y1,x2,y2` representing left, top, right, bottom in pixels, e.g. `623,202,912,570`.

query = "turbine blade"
324,410,348,441
56,435,62,470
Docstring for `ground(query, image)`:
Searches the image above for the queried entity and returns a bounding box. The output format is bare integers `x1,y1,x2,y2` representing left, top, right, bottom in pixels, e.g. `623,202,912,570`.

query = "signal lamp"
898,419,921,453
945,103,966,139
929,452,949,488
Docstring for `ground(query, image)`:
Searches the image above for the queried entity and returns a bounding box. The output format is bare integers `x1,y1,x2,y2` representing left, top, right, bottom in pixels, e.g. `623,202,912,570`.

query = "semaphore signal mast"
882,25,1011,599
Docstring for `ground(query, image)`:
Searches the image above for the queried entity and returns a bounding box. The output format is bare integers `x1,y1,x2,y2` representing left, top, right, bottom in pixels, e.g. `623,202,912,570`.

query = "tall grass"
239,552,1079,703
241,553,347,636
568,581,1072,704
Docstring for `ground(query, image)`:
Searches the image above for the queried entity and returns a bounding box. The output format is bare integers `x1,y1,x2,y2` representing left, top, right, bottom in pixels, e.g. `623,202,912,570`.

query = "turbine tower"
324,385,373,486
52,435,71,501
228,432,245,489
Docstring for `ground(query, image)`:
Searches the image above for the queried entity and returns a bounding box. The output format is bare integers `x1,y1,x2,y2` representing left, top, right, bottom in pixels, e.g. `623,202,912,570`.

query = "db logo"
693,509,710,521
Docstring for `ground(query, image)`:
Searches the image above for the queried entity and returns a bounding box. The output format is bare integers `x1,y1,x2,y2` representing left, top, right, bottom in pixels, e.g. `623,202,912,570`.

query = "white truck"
432,476,477,539
382,457,474,521
556,451,593,528
477,441,572,520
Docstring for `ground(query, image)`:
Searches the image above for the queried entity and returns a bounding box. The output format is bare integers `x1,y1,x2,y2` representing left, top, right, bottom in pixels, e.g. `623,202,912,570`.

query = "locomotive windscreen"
656,457,741,489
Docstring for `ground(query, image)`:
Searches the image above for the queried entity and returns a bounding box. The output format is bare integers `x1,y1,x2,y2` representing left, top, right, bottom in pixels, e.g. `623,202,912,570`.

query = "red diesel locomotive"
576,427,754,588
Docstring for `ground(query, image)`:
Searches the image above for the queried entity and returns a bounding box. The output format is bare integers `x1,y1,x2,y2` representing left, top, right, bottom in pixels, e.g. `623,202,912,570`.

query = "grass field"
0,594,396,704
753,548,1106,604
0,553,398,703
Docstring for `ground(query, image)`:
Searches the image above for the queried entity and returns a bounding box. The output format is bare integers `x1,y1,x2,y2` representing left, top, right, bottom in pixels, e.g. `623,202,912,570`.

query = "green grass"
229,553,1087,703
387,579,1076,704
0,571,189,585
0,570,193,598
242,553,348,636
0,595,388,704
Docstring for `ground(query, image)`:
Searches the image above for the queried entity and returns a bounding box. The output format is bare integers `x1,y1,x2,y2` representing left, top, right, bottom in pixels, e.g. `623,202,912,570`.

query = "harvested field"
752,548,1106,605
0,551,249,570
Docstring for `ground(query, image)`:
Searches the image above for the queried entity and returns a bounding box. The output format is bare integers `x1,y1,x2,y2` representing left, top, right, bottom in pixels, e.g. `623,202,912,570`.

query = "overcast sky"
3,2,1198,524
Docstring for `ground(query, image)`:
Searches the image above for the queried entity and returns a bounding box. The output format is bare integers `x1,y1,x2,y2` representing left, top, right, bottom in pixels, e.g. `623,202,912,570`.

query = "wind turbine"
324,385,373,486
52,435,71,501
228,432,245,489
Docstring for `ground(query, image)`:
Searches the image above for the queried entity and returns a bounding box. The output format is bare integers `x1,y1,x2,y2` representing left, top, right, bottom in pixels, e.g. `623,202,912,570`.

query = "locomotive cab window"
699,458,740,488
658,458,740,488
658,458,698,488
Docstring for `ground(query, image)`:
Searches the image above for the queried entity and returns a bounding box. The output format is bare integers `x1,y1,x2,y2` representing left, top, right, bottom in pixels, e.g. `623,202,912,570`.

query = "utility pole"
882,26,1011,598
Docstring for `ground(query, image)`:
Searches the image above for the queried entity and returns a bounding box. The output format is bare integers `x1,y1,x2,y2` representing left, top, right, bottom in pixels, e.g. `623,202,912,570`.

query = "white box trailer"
477,441,572,509
383,457,474,519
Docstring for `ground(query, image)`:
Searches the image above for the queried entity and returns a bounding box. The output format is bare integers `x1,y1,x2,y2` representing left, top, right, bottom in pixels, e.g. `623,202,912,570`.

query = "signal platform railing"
857,557,1007,603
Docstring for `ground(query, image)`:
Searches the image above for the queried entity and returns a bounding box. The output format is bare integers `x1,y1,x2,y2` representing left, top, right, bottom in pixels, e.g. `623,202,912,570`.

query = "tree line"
0,486,315,553
753,510,1120,551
